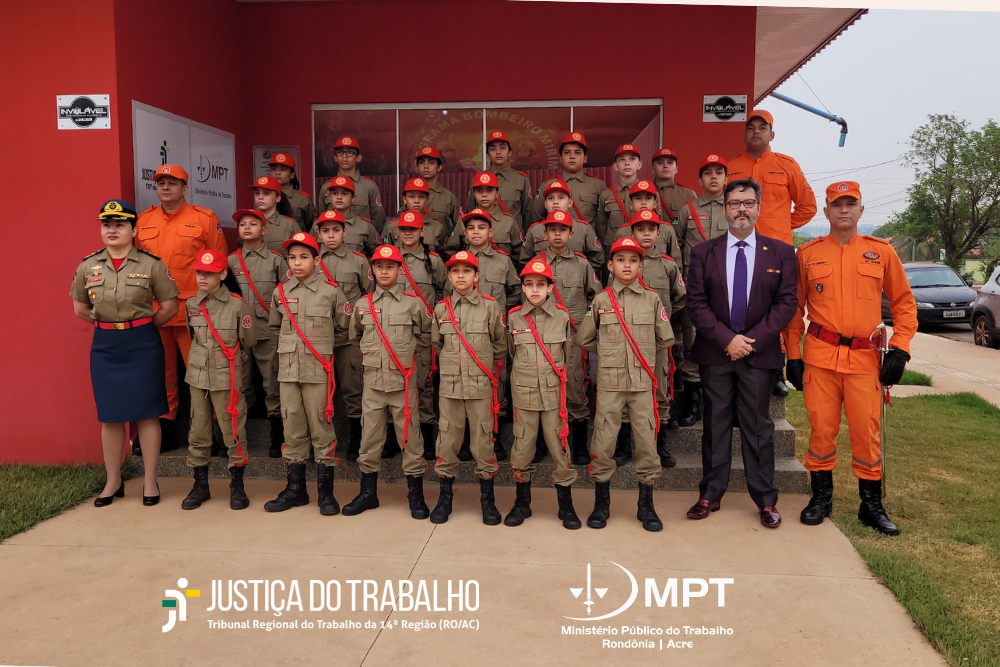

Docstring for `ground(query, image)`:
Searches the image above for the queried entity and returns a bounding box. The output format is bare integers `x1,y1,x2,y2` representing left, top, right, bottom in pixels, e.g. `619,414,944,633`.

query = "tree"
893,114,1000,272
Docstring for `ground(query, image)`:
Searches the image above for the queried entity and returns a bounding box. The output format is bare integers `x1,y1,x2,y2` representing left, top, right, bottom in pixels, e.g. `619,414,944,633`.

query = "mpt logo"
565,562,638,621
162,578,200,633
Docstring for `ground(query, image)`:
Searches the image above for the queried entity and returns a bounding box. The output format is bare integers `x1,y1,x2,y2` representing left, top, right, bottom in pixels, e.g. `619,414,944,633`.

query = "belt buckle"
113,322,126,330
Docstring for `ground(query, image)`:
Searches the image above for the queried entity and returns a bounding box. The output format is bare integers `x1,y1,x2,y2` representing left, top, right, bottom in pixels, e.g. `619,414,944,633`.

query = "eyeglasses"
333,149,359,157
726,200,758,210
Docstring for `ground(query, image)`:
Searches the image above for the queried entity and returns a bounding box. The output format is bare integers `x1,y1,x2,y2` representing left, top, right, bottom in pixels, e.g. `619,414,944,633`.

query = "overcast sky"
767,8,1000,230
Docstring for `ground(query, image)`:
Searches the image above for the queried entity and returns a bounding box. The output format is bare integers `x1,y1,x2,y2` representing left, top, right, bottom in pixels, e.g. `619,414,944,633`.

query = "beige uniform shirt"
351,283,431,393
321,172,387,234
655,179,697,222
541,247,599,326
641,251,686,315
71,247,178,322
228,244,287,340
675,193,728,276
263,210,299,256
281,185,315,232
431,291,507,400
319,245,373,305
596,179,638,248
267,271,350,383
465,165,533,230
310,213,380,258
384,215,449,256
507,297,574,413
185,287,254,391
521,218,603,274
530,171,606,225
398,246,446,312
426,181,461,236
444,244,521,311
576,278,674,392
614,221,683,264
445,204,523,261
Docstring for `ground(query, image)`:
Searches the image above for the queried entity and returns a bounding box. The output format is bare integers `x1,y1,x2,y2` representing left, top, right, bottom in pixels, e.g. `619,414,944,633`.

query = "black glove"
879,348,910,386
671,344,684,368
786,359,805,392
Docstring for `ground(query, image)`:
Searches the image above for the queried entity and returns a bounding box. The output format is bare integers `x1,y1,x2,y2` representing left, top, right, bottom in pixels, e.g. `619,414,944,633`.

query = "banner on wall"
253,146,300,180
132,102,237,225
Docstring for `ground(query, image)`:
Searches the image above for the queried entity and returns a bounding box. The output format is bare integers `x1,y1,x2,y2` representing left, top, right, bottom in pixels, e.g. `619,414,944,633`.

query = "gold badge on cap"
838,183,849,191
554,211,566,221
638,181,649,189
201,252,213,263
532,261,545,272
341,138,350,145
380,247,392,257
293,233,306,241
336,177,346,186
708,154,719,162
422,147,432,154
480,174,490,183
624,144,633,150
414,178,424,187
457,251,468,260
257,177,267,185
162,166,171,173
276,154,286,162
572,133,581,141
641,210,653,220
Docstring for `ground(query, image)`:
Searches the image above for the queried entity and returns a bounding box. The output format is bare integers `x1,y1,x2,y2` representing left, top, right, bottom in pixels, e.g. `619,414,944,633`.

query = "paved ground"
0,479,945,667
918,322,974,345
905,329,1000,406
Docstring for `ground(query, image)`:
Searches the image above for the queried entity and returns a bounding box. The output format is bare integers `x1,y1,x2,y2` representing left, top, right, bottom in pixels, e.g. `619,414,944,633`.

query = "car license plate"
943,310,966,318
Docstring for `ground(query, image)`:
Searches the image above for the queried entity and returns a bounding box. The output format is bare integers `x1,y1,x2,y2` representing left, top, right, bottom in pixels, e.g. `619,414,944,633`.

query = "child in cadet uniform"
465,130,533,231
446,171,523,267
614,180,683,264
342,244,433,520
505,258,581,530
264,232,351,516
521,180,603,275
252,176,298,255
414,146,461,237
228,208,288,458
311,176,380,257
320,136,387,235
535,210,599,466
445,208,521,461
268,152,314,232
182,249,253,511
577,237,674,532
315,209,374,462
595,144,643,251
383,177,449,256
430,250,508,525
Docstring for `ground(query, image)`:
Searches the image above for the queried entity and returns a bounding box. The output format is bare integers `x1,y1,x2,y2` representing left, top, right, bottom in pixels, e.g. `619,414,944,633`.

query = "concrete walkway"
905,330,1000,406
0,479,945,666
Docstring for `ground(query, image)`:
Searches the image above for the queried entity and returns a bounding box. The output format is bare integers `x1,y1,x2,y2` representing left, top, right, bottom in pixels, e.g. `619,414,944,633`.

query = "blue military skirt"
90,321,168,423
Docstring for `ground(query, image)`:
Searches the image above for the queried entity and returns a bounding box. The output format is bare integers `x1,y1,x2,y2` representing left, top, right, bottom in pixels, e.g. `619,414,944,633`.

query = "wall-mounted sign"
254,146,301,180
57,95,111,130
703,95,748,123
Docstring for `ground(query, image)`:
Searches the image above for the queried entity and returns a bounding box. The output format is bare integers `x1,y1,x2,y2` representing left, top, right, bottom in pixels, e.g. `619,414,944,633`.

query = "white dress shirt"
725,230,757,312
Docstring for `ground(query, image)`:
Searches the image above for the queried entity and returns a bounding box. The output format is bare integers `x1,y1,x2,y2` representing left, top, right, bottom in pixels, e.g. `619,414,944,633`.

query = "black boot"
493,429,507,461
570,419,590,466
343,471,380,515
504,481,532,526
773,369,789,397
268,416,284,458
263,463,309,512
656,426,676,468
181,466,211,510
229,466,249,510
587,481,611,529
800,471,833,525
159,418,179,452
316,463,340,516
346,418,362,462
480,478,502,525
430,477,454,524
637,483,663,532
678,384,701,427
613,423,632,465
381,425,401,459
858,478,899,535
531,422,547,464
457,421,473,461
421,423,436,461
406,475,430,520
556,485,582,530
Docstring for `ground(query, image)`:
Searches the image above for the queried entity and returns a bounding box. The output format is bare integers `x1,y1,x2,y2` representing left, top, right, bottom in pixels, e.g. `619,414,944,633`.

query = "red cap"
699,154,727,174
630,209,664,226
650,148,678,163
747,109,773,127
232,208,266,225
396,210,424,228
268,153,296,169
629,180,657,197
282,232,320,254
153,164,188,182
461,208,492,226
520,258,554,282
542,180,571,198
826,181,862,203
251,175,282,193
335,136,361,151
315,210,346,228
403,177,430,193
543,210,573,227
559,132,587,153
372,244,403,264
326,175,355,194
472,171,499,189
194,249,228,273
445,250,479,271
615,143,641,159
486,130,511,147
415,145,442,161
609,237,644,257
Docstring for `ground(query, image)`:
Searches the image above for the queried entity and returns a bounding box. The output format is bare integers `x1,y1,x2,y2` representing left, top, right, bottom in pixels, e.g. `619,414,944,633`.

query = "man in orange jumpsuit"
786,181,917,536
728,109,818,397
136,165,228,449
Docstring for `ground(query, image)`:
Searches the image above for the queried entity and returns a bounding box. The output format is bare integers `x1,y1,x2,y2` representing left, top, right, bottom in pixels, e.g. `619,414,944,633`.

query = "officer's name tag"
597,308,616,315
285,298,298,303
439,317,458,324
512,328,530,335
357,308,380,315
189,312,203,318
127,273,149,279
87,276,102,283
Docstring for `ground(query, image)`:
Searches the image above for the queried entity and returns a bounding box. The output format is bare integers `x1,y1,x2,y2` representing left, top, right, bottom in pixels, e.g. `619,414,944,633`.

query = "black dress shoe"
686,498,720,520
772,378,789,397
143,482,160,506
759,505,782,528
94,482,125,507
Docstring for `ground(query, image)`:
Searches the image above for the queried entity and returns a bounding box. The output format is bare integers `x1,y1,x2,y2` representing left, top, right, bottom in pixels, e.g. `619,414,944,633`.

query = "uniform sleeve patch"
241,315,253,329
863,251,880,260
344,302,354,315
660,307,669,322
286,270,292,279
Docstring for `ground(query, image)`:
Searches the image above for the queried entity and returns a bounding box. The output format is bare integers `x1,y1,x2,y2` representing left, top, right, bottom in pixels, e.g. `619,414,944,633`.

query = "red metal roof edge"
754,8,869,106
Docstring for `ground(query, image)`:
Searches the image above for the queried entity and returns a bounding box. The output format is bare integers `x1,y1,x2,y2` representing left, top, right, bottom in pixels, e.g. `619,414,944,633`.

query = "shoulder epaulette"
482,294,496,301
774,152,799,164
352,250,366,258
681,199,695,208
403,291,418,298
429,251,440,257
508,304,524,314
363,176,376,184
639,280,657,293
231,293,244,301
300,191,310,197
863,235,891,245
528,221,545,229
574,252,588,260
192,204,216,217
82,248,103,260
360,216,371,223
491,243,509,256
282,215,296,222
517,171,528,178
138,248,161,260
325,279,339,288
554,302,570,313
799,237,824,250
139,205,158,216
663,255,676,262
229,250,239,256
270,250,283,256
675,182,695,191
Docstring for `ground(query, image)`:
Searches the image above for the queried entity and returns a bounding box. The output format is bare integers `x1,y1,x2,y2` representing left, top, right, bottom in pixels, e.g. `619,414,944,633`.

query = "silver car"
972,265,1000,348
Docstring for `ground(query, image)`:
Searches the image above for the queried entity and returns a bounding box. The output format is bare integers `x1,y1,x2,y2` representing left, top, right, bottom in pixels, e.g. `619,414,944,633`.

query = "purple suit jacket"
686,232,798,369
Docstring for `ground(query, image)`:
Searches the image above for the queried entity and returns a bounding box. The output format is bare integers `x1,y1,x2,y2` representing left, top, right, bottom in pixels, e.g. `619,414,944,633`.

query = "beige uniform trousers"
435,397,498,480
279,381,338,465
187,388,248,469
591,390,661,484
356,380,427,477
510,409,579,485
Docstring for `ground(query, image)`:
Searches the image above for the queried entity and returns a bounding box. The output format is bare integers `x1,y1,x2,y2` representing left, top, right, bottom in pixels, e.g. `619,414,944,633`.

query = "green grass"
0,461,140,542
786,391,1000,667
899,369,934,386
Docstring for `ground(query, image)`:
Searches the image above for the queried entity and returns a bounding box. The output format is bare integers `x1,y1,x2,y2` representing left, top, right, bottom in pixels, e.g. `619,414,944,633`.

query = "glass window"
572,104,662,183
313,109,396,216
905,266,966,288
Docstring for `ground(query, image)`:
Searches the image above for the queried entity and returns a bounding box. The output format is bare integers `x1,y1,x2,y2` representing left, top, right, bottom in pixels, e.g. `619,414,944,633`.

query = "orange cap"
747,109,773,127
826,181,862,203
630,209,664,226
472,171,499,189
461,207,492,226
326,175,355,194
232,208,266,225
268,153,296,169
542,180,571,198
194,249,228,273
543,210,573,228
416,145,442,161
403,177,430,193
396,210,424,228
609,237,644,256
650,148,678,163
445,249,479,271
372,244,403,264
559,132,587,152
615,143,641,159
335,136,361,151
282,232,320,254
251,175,282,193
153,164,188,183
486,130,511,148
520,258,554,282
629,180,657,197
699,154,728,174
315,210,346,228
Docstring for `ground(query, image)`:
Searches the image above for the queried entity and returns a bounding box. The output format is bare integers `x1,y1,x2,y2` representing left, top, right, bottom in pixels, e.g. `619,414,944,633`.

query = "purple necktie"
731,241,748,332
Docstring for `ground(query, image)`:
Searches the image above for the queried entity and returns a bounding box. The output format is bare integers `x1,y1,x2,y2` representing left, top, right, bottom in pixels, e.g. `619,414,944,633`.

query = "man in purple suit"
683,179,798,528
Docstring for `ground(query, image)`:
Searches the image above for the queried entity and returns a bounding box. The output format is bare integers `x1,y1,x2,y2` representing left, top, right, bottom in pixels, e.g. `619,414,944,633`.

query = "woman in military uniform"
70,200,179,507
